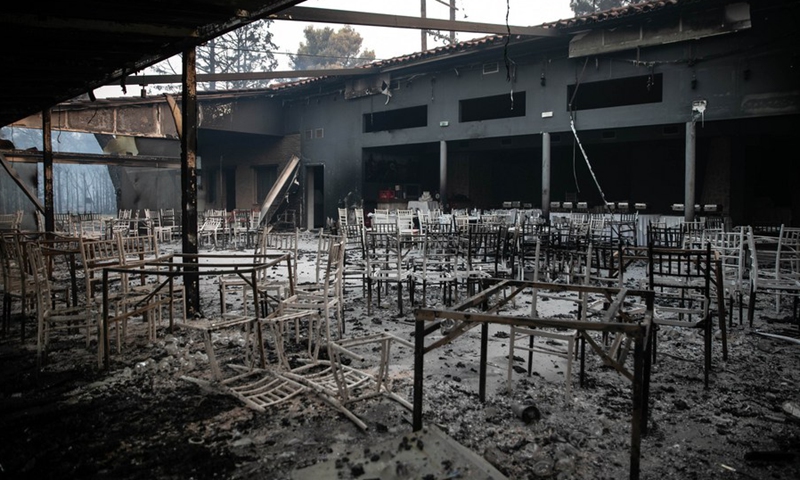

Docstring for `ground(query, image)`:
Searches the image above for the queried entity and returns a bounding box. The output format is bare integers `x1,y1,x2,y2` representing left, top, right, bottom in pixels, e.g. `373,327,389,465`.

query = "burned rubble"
1,231,799,480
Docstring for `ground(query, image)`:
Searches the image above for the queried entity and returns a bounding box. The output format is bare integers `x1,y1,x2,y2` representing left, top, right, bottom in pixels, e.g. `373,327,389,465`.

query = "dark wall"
276,2,798,222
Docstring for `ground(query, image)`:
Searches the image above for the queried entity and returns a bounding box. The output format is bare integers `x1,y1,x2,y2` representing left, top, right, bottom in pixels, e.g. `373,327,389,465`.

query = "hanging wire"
503,0,514,82
570,116,610,211
503,0,516,110
567,57,610,211
572,132,580,194
569,58,589,195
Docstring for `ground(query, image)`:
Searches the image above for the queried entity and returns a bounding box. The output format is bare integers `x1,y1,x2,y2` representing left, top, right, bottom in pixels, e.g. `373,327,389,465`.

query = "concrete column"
542,132,551,222
685,121,696,222
439,140,447,211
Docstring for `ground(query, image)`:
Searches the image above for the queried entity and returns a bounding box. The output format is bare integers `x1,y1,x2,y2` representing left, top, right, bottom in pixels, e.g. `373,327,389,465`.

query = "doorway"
224,168,236,210
306,165,324,229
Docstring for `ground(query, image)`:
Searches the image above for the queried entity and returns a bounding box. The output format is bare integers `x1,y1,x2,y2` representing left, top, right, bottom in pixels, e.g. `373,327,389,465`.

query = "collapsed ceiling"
0,1,304,129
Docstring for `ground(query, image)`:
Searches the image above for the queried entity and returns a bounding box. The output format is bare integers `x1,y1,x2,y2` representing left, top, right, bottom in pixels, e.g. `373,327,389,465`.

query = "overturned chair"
192,239,414,430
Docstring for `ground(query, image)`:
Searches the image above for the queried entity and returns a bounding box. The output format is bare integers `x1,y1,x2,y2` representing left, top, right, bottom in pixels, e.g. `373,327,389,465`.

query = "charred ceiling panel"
12,102,179,139
345,74,392,100
116,106,162,137
199,97,285,136
201,100,235,130
569,2,752,58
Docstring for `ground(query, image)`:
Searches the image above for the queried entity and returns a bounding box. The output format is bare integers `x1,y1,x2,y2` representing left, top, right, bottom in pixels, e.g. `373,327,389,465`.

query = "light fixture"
671,203,685,212
550,201,561,209
704,204,721,212
617,202,629,211
577,202,588,210
634,203,647,210
562,202,573,210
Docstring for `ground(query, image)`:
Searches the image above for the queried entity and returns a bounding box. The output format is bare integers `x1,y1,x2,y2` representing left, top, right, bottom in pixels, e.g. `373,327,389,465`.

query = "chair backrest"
160,208,178,228
364,230,405,281
353,208,365,227
317,239,346,344
119,234,160,264
25,241,53,317
704,228,746,293
315,229,342,284
465,223,507,275
0,234,27,293
647,243,712,311
258,227,299,284
337,208,349,228
396,212,415,233
0,211,23,231
647,221,683,248
79,236,124,305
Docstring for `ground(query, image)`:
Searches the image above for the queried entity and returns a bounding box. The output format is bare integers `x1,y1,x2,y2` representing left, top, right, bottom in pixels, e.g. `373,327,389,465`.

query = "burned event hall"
1,1,799,479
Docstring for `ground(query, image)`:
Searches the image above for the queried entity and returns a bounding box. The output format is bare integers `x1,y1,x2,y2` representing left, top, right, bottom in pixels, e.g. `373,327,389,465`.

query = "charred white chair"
27,242,99,366
508,234,592,401
747,225,800,327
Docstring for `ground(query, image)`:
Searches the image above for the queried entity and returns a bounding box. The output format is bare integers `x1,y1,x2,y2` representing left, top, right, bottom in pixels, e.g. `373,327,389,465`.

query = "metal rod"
413,314,425,431
631,334,643,480
479,322,488,402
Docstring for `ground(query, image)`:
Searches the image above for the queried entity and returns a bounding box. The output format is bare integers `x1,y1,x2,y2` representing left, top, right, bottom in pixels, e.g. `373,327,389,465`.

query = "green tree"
291,25,376,71
570,0,645,16
149,19,278,91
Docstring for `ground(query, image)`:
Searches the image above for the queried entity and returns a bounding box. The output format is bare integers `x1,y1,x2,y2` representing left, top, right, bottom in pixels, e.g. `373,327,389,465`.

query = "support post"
631,334,644,480
479,322,488,402
181,46,200,315
542,132,551,222
413,315,425,431
439,140,447,211
685,121,696,222
420,0,427,51
43,109,55,232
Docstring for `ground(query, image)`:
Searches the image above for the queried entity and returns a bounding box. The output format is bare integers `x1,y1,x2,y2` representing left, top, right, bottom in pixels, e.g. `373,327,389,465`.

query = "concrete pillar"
542,132,551,222
439,140,447,211
685,121,696,222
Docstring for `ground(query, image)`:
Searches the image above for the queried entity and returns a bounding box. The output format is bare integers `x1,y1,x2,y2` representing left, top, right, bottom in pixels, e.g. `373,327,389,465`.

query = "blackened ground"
1,234,799,480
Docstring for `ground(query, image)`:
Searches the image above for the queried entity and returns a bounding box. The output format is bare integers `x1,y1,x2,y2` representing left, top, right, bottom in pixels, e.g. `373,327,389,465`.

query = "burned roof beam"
127,67,378,85
1,150,180,168
272,6,560,37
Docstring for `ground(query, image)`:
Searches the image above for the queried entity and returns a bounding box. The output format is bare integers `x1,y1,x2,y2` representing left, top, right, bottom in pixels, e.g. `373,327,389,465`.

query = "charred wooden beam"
1,150,180,168
273,6,560,37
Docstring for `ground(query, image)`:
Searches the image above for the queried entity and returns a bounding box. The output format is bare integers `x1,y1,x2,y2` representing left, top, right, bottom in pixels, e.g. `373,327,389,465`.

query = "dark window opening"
207,168,218,203
363,105,427,133
460,92,526,122
567,74,662,111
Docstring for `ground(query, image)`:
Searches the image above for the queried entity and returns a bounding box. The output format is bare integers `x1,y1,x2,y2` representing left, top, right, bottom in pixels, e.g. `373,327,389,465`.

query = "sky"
96,0,574,98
